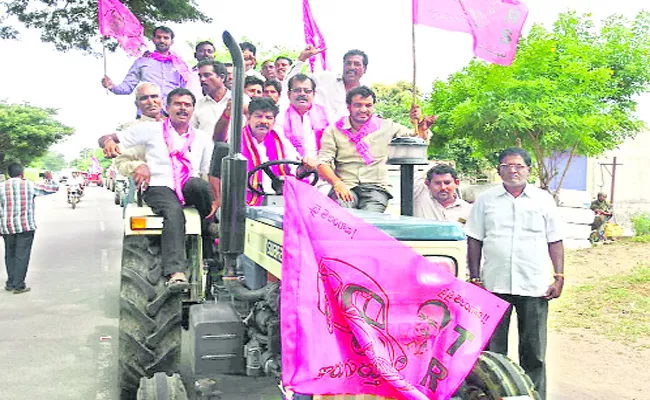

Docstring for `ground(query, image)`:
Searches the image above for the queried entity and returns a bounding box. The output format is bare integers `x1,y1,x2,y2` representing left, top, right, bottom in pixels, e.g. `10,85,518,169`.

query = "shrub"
630,212,650,236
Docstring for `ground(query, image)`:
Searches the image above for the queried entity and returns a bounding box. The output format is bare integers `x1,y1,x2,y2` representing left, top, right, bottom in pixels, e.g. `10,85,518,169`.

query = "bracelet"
554,273,565,279
223,114,231,121
468,277,482,284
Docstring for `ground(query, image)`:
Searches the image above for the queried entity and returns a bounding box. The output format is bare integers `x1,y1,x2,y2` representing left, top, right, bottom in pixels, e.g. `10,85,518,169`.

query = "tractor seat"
246,206,466,241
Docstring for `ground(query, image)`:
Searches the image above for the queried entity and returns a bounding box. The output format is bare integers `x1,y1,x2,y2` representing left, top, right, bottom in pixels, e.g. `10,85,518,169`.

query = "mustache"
255,124,269,129
345,69,357,74
296,95,308,101
176,111,189,116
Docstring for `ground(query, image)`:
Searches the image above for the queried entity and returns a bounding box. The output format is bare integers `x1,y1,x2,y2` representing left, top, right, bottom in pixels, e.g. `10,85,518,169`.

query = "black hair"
224,62,233,67
275,56,293,65
287,73,316,91
7,162,24,178
196,59,227,80
343,49,368,67
248,97,279,117
498,147,532,167
239,42,257,55
153,26,174,40
417,300,451,330
264,79,282,94
426,164,459,182
346,85,376,105
167,88,196,106
195,40,215,52
244,76,264,88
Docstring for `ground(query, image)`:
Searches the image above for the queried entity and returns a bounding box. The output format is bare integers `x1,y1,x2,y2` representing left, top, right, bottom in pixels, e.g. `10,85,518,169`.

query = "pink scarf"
242,126,289,206
162,118,196,204
335,115,382,165
149,51,190,82
283,104,328,157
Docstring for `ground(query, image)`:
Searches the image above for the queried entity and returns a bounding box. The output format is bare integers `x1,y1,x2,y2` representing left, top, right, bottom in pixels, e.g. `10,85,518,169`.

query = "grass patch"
551,264,650,347
630,235,650,243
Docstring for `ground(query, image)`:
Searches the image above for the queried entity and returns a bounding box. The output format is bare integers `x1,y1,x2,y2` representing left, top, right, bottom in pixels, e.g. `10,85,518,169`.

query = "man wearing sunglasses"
465,147,565,400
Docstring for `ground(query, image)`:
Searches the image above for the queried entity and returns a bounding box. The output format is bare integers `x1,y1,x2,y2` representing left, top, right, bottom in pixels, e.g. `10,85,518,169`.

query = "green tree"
1,0,210,53
0,102,74,173
426,11,650,193
30,151,67,172
186,37,301,70
70,148,111,172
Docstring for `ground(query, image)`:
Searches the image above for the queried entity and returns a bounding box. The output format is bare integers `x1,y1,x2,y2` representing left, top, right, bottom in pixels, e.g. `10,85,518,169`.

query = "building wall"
588,130,650,231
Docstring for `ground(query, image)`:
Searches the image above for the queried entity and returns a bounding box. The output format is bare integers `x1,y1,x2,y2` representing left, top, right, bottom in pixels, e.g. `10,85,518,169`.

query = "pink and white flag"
98,0,146,57
281,178,509,399
90,156,103,174
412,0,529,66
303,0,328,72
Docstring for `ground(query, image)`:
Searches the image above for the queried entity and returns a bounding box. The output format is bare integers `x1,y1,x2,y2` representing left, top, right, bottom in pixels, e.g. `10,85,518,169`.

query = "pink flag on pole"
90,156,103,174
281,178,509,399
303,0,328,72
412,0,529,66
98,0,146,57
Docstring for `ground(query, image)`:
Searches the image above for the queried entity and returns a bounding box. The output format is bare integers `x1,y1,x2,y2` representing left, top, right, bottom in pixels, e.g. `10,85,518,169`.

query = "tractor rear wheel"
136,372,188,400
457,351,540,399
119,236,183,399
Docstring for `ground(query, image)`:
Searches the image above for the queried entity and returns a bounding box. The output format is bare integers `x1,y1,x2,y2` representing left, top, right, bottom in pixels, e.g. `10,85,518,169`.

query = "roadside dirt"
542,241,650,399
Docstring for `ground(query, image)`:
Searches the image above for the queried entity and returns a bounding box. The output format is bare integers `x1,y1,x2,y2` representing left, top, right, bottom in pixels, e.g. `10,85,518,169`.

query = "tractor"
117,31,539,400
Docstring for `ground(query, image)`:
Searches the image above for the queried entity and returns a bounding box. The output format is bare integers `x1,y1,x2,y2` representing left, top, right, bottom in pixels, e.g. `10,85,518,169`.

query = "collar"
496,183,535,198
431,195,466,209
202,89,230,104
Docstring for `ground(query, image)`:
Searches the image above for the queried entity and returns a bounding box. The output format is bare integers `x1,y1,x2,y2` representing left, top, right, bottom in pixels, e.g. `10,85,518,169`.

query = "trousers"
143,178,213,276
3,230,36,290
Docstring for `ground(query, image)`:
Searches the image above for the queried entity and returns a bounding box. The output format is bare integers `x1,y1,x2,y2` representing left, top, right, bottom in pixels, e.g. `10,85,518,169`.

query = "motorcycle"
67,184,82,209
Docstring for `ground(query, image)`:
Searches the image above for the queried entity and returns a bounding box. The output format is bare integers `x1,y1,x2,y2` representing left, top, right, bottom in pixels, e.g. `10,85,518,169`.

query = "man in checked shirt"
0,163,59,294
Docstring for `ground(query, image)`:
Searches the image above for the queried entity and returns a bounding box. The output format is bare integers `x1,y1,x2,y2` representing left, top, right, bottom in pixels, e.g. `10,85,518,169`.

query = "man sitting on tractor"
590,192,613,232
99,88,215,289
313,86,436,213
241,97,292,206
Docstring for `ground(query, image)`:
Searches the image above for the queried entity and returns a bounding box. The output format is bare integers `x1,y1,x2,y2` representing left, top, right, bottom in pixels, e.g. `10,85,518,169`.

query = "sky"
0,0,648,161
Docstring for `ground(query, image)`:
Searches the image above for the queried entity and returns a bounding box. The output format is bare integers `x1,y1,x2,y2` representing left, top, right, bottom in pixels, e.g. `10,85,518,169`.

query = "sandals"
166,272,189,292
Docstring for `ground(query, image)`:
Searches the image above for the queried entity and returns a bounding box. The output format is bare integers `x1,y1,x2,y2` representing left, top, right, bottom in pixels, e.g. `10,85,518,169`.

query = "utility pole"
600,157,623,205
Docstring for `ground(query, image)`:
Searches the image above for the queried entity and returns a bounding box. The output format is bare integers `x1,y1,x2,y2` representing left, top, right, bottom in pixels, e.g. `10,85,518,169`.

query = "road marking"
95,338,115,400
101,249,109,272
99,221,105,232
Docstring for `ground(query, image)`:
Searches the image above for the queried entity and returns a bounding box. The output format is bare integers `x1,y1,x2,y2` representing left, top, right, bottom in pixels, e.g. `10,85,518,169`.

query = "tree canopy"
1,0,210,53
426,11,650,191
0,102,74,174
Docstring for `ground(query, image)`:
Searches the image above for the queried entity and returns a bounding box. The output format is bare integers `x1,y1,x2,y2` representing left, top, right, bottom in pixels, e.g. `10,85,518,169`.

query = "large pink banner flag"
98,0,146,57
412,0,529,66
281,178,509,399
303,0,328,72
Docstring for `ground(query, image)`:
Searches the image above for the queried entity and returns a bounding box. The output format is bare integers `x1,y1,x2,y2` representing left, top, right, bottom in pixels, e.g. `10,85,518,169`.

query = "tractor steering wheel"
247,159,319,196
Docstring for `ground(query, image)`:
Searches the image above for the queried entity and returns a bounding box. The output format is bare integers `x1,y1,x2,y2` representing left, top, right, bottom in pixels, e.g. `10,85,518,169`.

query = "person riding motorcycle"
67,171,85,202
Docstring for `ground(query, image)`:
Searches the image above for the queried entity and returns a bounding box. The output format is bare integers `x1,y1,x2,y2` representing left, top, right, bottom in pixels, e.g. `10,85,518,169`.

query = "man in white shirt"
99,88,215,289
274,56,292,83
287,46,367,124
465,147,565,400
186,41,216,99
240,42,266,81
192,60,231,133
413,164,472,224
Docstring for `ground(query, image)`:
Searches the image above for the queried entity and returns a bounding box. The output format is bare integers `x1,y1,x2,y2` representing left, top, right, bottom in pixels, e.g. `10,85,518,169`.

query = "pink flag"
90,156,103,174
412,0,529,66
281,178,509,399
98,0,146,57
303,0,328,72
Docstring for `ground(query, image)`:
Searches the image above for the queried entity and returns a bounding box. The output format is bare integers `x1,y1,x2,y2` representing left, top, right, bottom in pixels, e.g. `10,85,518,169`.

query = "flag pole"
102,37,109,95
411,5,419,131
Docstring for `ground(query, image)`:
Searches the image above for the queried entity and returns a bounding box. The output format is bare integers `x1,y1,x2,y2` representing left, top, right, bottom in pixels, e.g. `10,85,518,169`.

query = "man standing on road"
288,46,367,123
101,26,189,113
315,86,435,212
99,88,215,289
1,163,59,294
465,147,565,400
414,163,472,224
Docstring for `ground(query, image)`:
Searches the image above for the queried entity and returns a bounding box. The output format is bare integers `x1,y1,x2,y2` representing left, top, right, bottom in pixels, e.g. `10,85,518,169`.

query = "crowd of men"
96,26,564,399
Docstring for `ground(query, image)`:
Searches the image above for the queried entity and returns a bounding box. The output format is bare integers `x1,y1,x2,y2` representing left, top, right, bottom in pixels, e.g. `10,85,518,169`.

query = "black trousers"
488,294,549,400
143,178,213,276
3,230,36,290
209,141,230,178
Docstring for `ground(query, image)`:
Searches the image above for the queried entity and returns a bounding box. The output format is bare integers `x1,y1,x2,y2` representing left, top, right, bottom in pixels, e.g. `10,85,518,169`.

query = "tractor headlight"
423,256,458,277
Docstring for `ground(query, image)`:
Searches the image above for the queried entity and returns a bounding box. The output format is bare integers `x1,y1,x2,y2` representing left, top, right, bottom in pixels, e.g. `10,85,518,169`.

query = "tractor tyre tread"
136,372,188,400
119,236,182,400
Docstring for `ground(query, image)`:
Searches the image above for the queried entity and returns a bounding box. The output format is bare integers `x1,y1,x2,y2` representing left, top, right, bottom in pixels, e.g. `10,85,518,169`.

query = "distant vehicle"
86,172,103,186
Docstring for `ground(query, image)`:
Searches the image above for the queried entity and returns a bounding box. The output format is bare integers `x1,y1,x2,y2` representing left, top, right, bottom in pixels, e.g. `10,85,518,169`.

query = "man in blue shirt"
101,26,189,111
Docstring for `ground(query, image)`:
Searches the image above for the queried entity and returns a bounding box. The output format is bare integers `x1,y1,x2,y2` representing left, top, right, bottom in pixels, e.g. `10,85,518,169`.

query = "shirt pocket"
521,207,545,234
369,135,388,159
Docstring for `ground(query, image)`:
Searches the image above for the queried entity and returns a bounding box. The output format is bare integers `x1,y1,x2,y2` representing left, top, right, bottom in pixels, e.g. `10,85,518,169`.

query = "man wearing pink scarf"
99,88,214,288
315,86,436,213
102,26,189,114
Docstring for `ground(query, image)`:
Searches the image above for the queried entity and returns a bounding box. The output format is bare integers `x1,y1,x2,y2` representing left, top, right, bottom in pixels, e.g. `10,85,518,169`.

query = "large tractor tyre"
115,191,122,205
136,372,188,400
119,236,183,399
457,351,540,400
